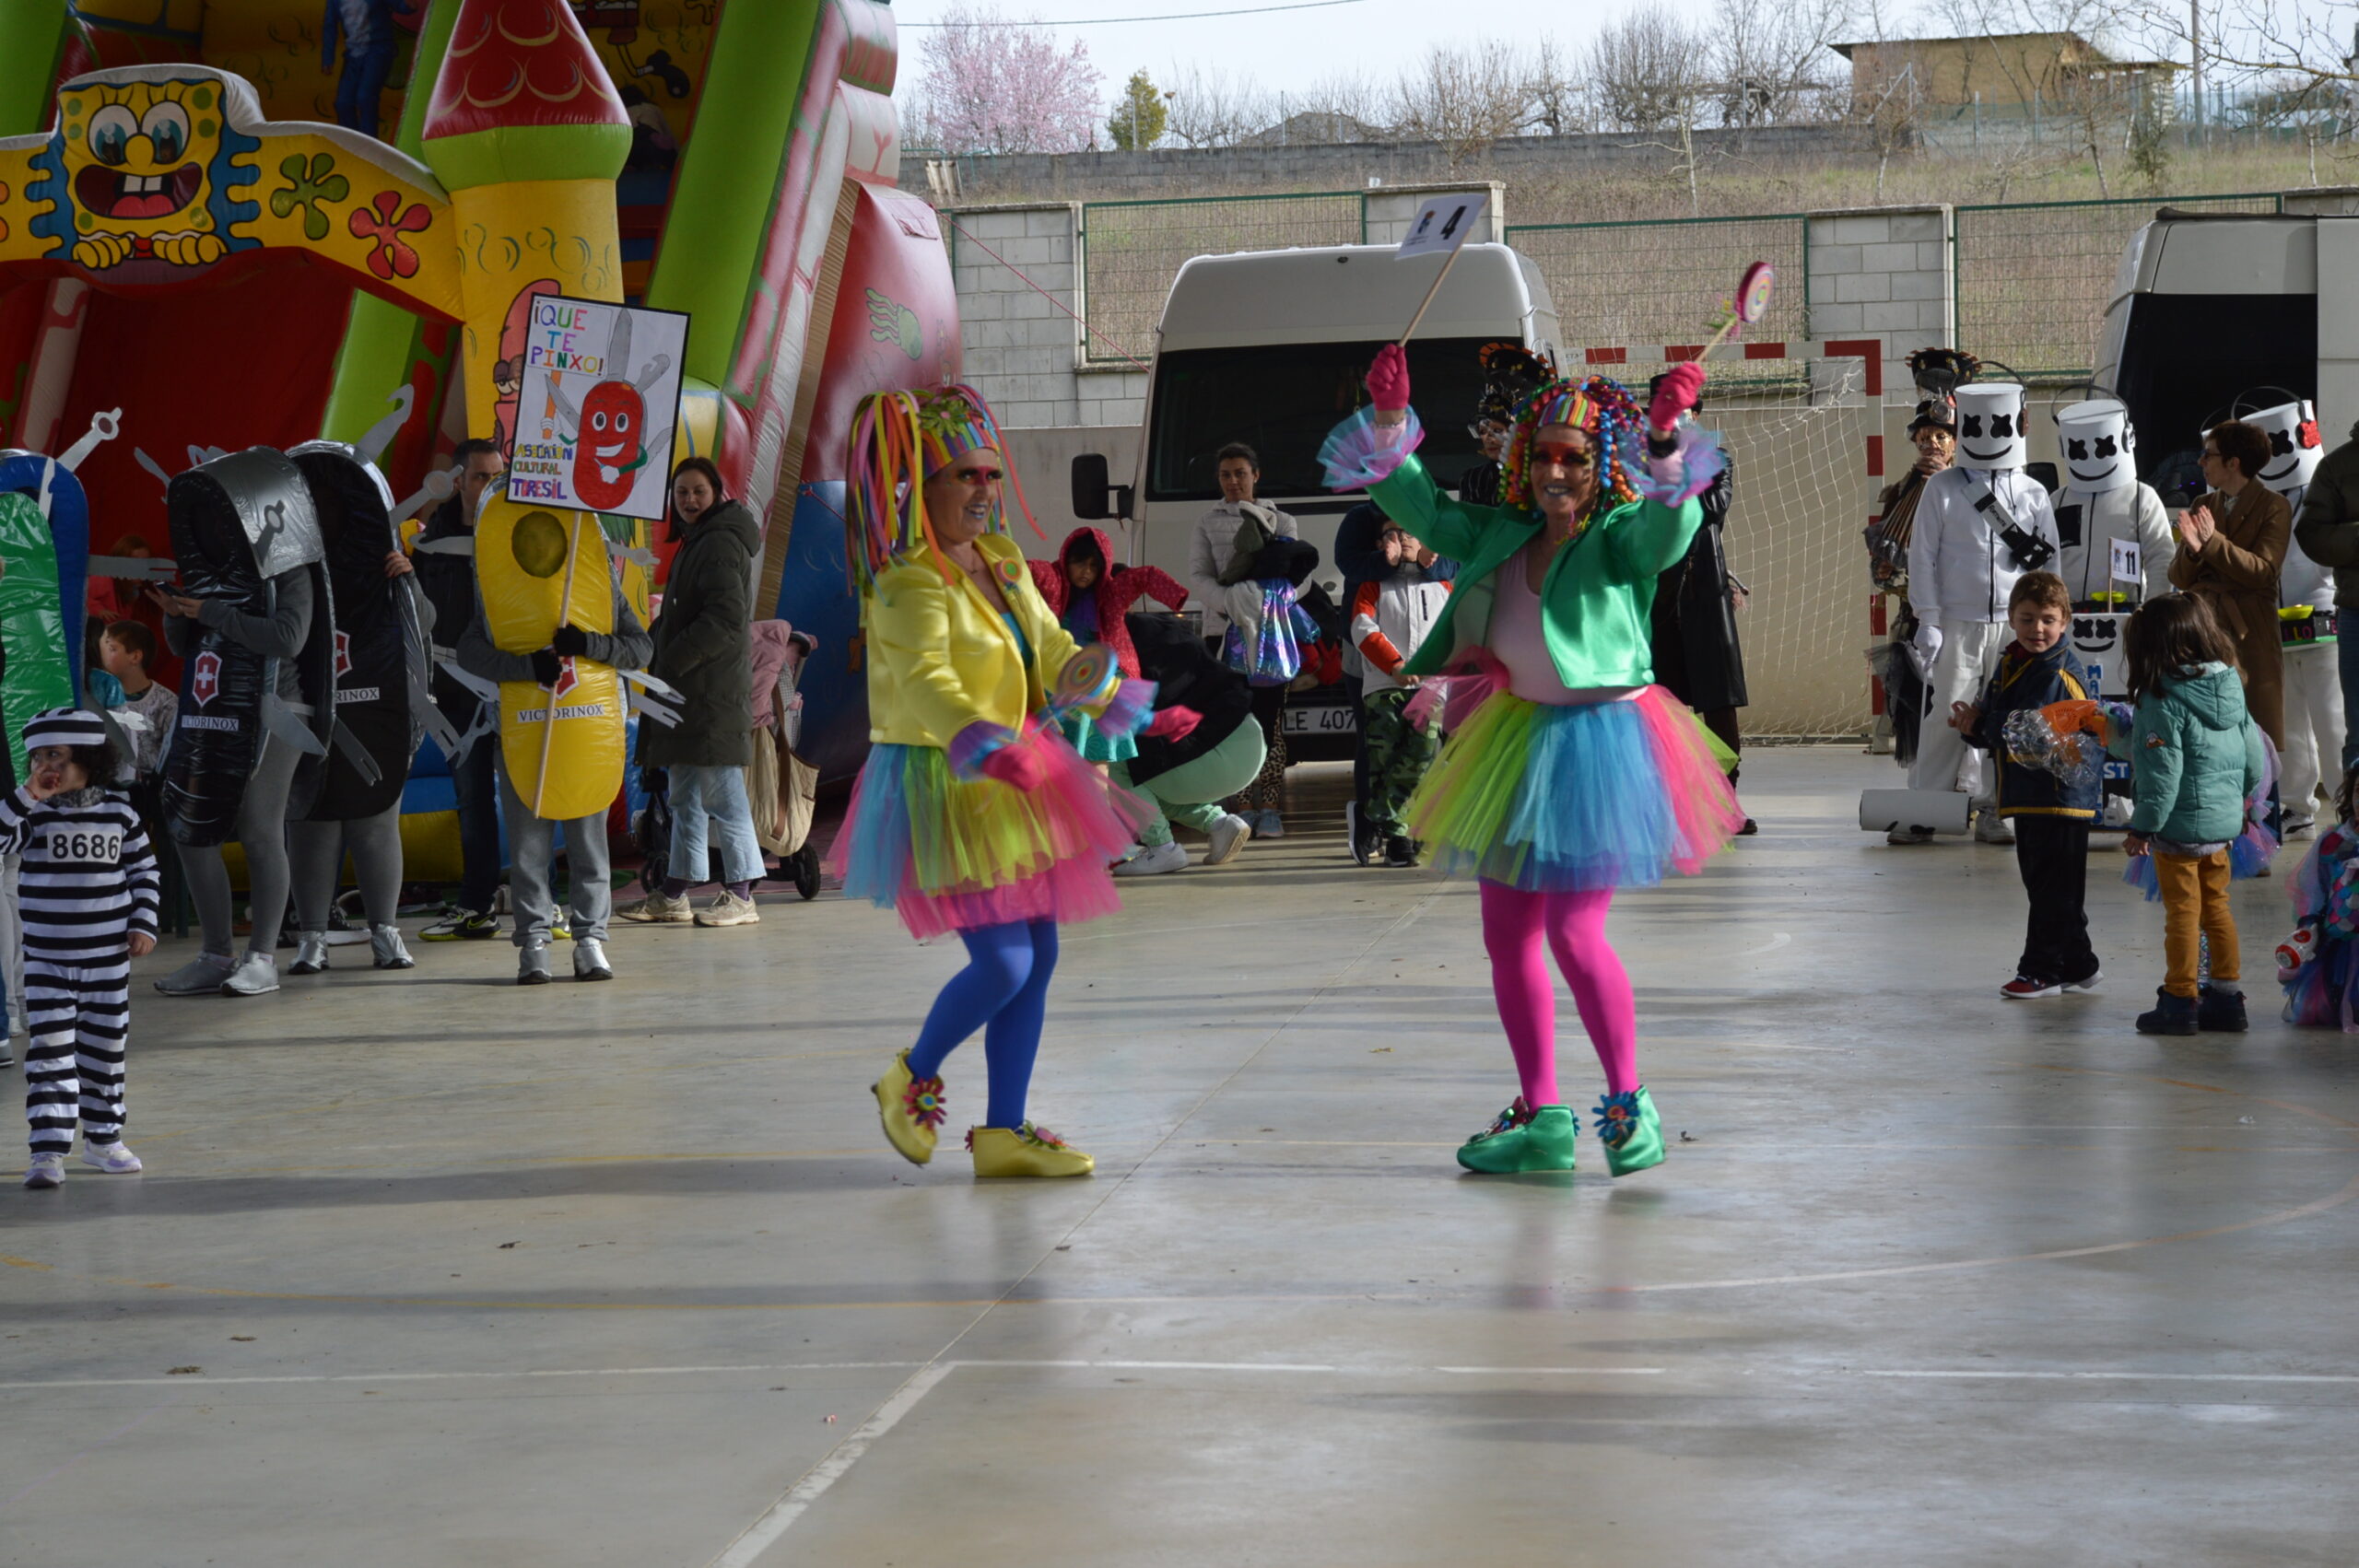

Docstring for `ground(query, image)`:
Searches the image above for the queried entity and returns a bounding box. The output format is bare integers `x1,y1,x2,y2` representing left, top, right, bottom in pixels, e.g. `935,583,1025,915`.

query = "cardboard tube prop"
1859,788,1973,837
161,449,337,846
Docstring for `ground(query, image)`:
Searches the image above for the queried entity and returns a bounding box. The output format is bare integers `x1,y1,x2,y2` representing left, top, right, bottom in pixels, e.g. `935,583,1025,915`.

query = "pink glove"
1144,705,1202,741
1367,344,1411,415
980,741,1050,793
1649,362,1706,431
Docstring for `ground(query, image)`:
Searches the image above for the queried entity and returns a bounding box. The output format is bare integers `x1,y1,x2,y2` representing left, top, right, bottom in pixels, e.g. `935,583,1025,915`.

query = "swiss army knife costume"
282,441,446,977
156,449,339,999
454,493,652,986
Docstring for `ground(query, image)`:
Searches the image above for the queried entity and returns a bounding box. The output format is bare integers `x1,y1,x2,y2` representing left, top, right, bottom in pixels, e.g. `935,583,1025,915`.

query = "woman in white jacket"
1188,442,1298,837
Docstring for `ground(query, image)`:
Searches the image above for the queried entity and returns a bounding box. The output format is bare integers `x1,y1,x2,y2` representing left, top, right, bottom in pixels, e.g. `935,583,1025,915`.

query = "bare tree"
1590,13,1711,133
1391,41,1535,165
1524,37,1588,136
1162,63,1274,148
2125,0,2359,125
1845,44,1929,198
1712,0,1858,128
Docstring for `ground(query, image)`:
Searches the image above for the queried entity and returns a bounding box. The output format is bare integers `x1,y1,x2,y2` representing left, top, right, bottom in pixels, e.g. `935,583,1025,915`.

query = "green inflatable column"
0,1,70,136
319,0,464,445
642,0,823,389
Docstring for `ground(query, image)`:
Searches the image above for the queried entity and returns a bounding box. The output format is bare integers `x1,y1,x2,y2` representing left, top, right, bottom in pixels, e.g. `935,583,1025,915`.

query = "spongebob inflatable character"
0,64,459,320
43,72,260,275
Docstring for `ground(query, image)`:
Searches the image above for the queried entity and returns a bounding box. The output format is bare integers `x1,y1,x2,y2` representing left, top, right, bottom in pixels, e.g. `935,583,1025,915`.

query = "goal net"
1689,360,1875,740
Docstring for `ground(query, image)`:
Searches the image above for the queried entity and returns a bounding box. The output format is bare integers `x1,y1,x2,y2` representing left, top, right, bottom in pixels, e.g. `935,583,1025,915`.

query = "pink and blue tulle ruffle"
1320,405,1426,491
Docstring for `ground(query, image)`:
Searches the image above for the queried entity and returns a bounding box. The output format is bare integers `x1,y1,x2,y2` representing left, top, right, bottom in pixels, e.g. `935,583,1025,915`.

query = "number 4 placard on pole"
1396,191,1490,345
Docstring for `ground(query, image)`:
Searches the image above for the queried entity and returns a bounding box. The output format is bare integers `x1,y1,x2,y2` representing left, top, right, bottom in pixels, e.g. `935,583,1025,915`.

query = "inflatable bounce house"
0,0,957,875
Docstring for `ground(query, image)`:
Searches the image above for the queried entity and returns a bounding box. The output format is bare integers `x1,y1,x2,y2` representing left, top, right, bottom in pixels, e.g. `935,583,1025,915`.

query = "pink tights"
1479,879,1637,1107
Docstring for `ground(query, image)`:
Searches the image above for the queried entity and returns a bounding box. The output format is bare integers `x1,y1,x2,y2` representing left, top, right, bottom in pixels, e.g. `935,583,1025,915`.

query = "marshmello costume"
1905,383,2060,817
2051,398,2173,603
2248,397,2338,824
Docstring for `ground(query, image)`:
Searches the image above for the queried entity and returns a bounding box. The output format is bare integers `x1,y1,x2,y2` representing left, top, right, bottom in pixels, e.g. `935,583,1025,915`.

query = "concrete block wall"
1804,205,1954,392
1360,181,1506,244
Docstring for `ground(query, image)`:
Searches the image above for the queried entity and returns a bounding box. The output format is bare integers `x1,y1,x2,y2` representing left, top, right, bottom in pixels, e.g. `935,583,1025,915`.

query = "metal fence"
1953,191,2284,380
1505,214,1812,356
1079,192,1364,363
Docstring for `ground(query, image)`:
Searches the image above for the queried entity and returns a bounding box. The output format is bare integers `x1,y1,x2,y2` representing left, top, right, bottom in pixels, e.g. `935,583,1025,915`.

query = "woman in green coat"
624,457,765,929
1320,347,1743,1176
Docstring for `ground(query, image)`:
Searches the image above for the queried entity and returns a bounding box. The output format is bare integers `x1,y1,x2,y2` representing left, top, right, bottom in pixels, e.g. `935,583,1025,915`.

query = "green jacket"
1368,455,1703,686
2292,433,2359,608
2104,661,2266,844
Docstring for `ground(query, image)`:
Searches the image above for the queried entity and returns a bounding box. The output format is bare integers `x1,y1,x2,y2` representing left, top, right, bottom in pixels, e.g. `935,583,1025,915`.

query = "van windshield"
1144,337,1492,502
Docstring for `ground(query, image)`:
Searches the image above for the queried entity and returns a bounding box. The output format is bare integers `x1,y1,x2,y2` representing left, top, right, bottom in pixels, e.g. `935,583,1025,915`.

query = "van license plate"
1283,705,1356,736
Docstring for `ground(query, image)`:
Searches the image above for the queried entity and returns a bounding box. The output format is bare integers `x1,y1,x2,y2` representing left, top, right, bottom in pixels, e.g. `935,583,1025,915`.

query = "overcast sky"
887,0,1733,102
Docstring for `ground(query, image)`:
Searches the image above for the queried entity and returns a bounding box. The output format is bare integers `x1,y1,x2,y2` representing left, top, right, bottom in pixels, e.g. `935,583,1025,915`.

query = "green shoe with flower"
1456,1098,1577,1173
1593,1086,1664,1176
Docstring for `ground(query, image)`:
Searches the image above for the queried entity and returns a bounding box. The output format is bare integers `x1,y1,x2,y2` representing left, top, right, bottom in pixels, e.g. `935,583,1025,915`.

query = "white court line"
15,1359,2353,1396
1737,931,1791,957
706,1362,957,1568
0,1362,926,1392
1861,1370,2359,1385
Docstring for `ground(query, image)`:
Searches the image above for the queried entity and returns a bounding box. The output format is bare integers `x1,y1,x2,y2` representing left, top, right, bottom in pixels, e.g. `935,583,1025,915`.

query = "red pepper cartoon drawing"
544,308,672,511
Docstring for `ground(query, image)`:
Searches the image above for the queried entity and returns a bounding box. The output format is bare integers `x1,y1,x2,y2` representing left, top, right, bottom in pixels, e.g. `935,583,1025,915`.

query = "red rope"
945,216,1153,372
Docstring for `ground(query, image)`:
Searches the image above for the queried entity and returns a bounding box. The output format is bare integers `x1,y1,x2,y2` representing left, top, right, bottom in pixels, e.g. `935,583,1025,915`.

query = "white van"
1069,241,1560,749
2095,209,2359,499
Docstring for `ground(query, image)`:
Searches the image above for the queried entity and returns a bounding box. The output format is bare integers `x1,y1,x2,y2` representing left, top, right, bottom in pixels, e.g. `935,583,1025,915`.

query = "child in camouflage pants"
1350,523,1451,867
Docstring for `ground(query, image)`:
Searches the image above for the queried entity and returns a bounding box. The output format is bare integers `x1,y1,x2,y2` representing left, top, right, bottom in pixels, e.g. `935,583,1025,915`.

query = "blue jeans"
669,765,764,885
2341,626,2359,770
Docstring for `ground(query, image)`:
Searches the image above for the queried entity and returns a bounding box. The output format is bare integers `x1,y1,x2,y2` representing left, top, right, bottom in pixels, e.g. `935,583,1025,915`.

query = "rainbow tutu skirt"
830,720,1146,941
1407,684,1742,893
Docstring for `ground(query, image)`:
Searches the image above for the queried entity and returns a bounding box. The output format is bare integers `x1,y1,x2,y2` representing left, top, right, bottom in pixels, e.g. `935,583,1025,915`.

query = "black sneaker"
2195,985,2249,1033
1383,835,1419,867
1346,802,1374,866
422,908,501,942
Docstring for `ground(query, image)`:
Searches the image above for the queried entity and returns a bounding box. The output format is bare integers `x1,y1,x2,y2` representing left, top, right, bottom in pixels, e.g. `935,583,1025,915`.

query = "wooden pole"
1399,245,1467,346
530,513,587,818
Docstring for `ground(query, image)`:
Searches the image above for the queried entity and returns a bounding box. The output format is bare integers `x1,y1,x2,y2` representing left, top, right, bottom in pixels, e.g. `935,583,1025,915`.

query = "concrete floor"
4,745,2357,1566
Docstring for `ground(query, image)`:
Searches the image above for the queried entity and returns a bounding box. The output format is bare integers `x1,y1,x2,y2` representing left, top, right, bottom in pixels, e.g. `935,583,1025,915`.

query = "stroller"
630,625,822,900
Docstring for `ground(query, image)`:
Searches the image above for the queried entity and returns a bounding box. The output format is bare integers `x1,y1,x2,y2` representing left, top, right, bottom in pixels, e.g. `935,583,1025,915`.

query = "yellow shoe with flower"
968,1122,1094,1177
873,1048,945,1165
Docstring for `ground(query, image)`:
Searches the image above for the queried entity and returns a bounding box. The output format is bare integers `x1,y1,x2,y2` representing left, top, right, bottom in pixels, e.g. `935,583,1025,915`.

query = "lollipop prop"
1693,262,1775,361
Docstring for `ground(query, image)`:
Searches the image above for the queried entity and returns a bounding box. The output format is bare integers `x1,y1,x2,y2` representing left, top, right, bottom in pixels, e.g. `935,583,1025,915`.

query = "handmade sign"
504,296,688,521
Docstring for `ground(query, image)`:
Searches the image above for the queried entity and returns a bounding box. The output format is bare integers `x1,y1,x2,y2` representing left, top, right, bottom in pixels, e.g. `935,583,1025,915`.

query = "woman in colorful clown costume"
1323,347,1742,1176
835,387,1154,1179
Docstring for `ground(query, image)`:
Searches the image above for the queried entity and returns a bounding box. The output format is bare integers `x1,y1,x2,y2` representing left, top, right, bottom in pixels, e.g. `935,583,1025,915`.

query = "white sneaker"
156,952,235,995
23,1153,63,1188
370,924,416,970
694,892,761,927
1203,813,1250,865
1112,840,1189,877
222,952,280,996
573,937,614,980
1974,813,2015,845
620,891,695,924
81,1141,142,1175
518,940,553,986
2284,815,2317,839
289,933,331,975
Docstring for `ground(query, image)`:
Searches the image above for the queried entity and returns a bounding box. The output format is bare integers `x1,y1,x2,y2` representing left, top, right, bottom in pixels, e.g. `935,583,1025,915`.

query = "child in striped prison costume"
3,709,160,1189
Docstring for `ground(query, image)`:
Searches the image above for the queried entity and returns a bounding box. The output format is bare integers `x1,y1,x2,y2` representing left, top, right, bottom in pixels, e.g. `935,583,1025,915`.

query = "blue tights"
906,920,1059,1129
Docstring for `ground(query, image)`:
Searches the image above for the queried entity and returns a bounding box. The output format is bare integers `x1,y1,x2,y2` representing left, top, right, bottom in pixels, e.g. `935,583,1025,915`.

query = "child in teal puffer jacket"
2103,595,2270,1036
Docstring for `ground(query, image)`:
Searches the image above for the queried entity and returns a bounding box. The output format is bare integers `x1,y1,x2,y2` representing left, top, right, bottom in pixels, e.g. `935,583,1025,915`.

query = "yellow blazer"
865,532,1087,749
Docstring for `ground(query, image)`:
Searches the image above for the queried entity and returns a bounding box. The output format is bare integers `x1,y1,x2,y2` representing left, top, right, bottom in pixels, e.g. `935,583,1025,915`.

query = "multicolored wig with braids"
1500,374,1647,515
846,383,1043,592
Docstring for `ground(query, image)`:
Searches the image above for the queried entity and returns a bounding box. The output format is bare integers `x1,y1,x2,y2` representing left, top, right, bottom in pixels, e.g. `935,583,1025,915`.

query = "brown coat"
2166,485,2291,746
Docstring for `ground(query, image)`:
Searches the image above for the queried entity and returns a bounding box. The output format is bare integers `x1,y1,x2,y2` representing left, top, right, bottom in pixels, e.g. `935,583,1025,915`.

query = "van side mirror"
1071,452,1132,521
